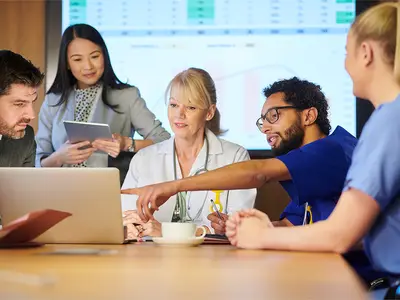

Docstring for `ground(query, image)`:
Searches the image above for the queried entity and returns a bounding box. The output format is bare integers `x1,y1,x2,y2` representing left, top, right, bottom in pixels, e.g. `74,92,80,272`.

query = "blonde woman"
122,68,256,238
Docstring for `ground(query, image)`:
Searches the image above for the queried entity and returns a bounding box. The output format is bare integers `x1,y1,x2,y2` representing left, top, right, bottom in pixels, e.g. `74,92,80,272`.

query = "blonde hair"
351,2,400,83
165,67,225,136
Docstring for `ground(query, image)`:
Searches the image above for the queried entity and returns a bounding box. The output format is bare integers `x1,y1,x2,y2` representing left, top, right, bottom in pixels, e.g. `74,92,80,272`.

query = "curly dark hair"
263,77,331,135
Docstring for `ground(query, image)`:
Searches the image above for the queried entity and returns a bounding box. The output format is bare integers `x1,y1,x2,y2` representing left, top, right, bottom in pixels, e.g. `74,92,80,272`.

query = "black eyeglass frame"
256,105,299,131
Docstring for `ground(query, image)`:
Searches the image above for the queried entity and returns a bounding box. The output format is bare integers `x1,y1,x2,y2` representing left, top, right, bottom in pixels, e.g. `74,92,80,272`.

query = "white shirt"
121,129,257,230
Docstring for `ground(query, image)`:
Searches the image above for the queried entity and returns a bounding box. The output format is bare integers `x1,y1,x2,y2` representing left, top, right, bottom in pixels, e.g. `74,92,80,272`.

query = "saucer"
152,237,204,247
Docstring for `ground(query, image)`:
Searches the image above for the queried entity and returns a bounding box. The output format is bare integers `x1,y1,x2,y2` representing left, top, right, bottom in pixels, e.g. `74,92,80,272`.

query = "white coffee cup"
161,222,206,240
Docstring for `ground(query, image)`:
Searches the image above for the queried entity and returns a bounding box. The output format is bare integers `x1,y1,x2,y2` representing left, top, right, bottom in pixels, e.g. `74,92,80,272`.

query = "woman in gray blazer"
36,24,170,172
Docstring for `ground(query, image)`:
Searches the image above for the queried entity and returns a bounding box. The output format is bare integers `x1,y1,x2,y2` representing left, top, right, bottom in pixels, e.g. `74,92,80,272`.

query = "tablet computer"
63,120,112,144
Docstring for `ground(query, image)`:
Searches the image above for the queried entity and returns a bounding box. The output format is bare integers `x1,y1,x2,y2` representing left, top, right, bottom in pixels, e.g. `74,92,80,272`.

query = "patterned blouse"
72,84,102,167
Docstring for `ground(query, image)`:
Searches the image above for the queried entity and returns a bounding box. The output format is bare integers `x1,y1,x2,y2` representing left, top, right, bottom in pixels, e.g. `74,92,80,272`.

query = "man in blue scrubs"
260,77,357,227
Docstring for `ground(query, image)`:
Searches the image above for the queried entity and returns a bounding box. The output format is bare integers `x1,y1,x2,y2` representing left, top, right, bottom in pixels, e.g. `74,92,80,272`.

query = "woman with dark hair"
36,23,170,171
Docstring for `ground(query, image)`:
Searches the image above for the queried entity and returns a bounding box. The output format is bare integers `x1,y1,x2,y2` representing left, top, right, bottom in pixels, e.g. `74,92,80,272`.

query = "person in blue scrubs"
262,78,357,227
123,77,357,233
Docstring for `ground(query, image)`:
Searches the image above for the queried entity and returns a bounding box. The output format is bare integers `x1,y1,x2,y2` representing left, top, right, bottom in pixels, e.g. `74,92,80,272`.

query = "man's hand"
207,212,229,234
226,209,274,249
121,182,178,222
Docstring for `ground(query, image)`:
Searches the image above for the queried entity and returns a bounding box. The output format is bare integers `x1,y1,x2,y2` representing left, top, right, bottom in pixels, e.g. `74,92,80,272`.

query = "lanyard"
172,136,209,222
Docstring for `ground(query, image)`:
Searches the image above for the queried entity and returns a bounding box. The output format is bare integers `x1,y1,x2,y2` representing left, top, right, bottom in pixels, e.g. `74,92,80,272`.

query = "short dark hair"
263,77,331,135
0,50,44,97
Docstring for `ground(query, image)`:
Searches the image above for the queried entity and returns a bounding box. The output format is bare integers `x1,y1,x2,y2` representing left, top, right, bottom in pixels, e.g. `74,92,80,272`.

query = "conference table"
0,243,367,300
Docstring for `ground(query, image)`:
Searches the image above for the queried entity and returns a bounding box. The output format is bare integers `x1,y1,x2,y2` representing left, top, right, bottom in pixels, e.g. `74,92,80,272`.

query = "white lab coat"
121,129,256,231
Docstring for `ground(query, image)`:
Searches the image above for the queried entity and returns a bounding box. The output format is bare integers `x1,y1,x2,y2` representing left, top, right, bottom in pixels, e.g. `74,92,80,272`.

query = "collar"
330,126,353,137
74,82,102,93
157,128,223,155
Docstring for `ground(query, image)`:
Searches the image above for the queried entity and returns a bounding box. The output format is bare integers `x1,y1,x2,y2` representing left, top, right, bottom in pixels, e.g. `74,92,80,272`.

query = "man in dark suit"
0,50,44,167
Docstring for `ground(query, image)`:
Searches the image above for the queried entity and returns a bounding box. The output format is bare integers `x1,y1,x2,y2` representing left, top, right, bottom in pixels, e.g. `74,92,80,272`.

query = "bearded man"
0,50,44,167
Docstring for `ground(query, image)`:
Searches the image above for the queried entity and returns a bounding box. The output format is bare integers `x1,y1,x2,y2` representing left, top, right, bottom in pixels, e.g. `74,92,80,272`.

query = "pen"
210,199,223,220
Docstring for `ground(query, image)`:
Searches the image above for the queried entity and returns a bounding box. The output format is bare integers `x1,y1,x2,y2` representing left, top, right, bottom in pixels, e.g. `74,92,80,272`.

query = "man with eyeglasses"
254,77,357,227
122,77,357,231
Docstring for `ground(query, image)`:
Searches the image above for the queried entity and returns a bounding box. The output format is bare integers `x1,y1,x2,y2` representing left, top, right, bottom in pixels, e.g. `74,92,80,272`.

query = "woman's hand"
123,210,144,240
140,219,162,237
123,210,162,238
226,209,274,249
207,212,229,234
92,134,121,158
55,140,96,165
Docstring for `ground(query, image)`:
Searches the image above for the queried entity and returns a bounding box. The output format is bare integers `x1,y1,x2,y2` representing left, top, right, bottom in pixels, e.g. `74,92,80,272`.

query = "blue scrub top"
343,95,400,275
277,126,357,225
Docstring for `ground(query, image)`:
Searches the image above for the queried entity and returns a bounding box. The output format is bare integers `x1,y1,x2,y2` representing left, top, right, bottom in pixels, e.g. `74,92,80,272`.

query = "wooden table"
0,243,367,300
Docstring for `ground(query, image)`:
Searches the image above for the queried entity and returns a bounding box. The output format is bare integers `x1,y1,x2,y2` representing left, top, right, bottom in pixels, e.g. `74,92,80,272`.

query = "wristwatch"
127,137,136,153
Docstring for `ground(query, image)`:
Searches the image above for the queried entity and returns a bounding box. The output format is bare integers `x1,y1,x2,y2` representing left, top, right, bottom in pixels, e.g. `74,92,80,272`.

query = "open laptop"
0,168,125,244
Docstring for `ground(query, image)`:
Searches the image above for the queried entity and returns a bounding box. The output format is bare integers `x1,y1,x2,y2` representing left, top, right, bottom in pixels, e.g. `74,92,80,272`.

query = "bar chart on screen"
62,0,356,150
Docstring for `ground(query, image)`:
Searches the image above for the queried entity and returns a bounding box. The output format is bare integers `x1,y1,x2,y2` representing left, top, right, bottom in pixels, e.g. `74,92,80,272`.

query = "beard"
0,116,29,139
272,117,305,156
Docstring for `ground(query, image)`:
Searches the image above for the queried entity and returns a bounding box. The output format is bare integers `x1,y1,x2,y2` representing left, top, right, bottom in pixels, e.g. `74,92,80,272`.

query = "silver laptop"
0,168,125,244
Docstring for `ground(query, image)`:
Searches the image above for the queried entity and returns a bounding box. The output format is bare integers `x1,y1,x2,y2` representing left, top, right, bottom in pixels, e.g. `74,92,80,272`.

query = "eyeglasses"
256,106,298,132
